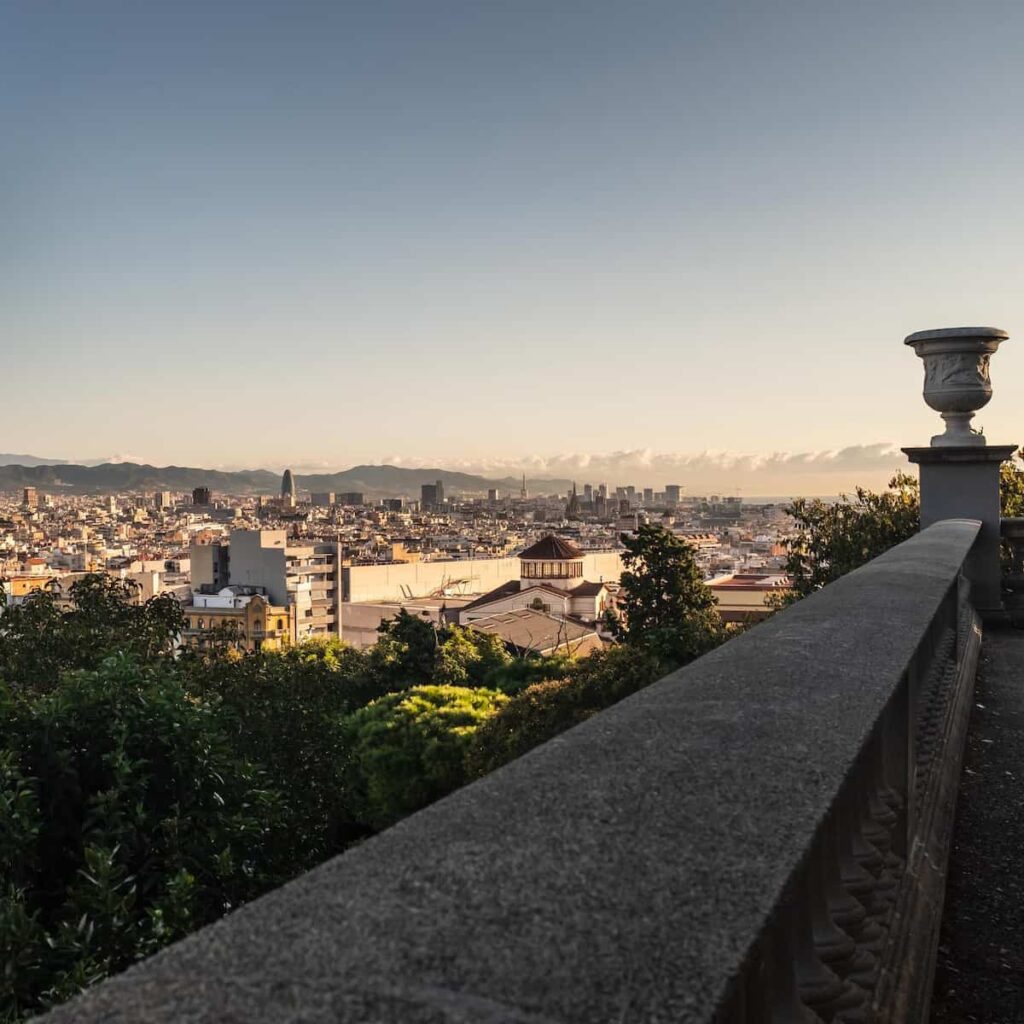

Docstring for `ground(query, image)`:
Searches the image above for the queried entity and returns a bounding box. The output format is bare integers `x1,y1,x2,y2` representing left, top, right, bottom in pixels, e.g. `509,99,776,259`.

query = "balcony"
36,518,1018,1023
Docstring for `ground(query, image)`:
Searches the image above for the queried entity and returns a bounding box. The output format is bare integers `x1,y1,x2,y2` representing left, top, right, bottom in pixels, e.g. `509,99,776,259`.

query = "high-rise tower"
281,468,297,508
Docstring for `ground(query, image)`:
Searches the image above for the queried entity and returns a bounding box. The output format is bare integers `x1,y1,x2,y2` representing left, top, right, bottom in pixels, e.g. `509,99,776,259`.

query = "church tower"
566,482,580,520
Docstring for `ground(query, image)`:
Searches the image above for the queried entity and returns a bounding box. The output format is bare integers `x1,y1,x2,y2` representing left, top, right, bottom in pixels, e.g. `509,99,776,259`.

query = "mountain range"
0,462,574,498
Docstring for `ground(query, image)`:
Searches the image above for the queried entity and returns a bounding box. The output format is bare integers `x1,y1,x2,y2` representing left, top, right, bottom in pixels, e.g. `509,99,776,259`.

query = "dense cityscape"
7,1,1024,1020
1,465,794,656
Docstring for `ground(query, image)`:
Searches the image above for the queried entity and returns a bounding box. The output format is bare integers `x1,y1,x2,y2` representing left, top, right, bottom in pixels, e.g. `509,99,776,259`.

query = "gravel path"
931,628,1024,1023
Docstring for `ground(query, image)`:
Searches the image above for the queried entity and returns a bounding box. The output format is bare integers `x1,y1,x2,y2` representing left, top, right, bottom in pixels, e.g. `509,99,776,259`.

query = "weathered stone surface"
903,447,1015,615
36,521,982,1024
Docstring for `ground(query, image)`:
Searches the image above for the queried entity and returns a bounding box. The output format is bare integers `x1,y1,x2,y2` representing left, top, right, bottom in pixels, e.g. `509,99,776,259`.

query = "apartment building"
182,588,294,652
190,528,341,641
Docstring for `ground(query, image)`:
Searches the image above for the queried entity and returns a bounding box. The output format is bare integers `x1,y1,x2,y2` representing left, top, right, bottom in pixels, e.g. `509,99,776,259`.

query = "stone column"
902,446,1015,615
902,327,1016,618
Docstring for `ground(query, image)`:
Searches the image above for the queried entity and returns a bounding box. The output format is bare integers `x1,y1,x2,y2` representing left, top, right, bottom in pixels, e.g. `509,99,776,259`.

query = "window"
198,618,204,629
277,618,284,630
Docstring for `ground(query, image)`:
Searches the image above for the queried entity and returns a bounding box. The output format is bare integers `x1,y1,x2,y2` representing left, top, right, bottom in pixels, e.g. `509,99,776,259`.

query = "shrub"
466,645,669,776
0,655,286,1021
343,685,507,830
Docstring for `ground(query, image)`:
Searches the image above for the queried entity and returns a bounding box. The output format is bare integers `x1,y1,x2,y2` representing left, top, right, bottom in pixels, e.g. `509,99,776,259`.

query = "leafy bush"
782,473,921,600
0,655,286,1021
183,638,385,859
0,575,183,695
343,685,508,830
466,645,670,777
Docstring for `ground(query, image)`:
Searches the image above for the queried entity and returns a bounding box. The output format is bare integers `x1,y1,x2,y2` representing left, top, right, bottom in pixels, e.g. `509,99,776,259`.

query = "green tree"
0,655,286,1021
466,645,670,777
367,609,439,687
434,625,512,687
183,638,383,859
0,575,183,694
614,524,724,664
780,454,1024,602
1000,452,1024,517
782,473,920,600
343,685,507,830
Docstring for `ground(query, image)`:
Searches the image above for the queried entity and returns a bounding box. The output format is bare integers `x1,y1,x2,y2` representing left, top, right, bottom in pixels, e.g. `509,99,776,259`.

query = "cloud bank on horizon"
59,444,910,494
263,443,909,493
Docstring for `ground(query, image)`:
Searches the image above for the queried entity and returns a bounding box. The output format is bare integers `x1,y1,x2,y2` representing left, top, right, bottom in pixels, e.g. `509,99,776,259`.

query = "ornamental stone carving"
904,327,1008,446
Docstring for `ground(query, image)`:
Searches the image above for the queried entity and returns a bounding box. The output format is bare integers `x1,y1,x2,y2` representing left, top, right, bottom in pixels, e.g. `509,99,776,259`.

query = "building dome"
519,534,585,587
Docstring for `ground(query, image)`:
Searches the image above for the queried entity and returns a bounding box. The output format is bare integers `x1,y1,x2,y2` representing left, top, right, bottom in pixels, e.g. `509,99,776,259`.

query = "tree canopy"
613,524,724,663
782,454,1024,600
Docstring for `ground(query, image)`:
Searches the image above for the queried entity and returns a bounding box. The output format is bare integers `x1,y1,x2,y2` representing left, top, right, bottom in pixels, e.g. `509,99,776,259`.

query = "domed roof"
519,534,584,560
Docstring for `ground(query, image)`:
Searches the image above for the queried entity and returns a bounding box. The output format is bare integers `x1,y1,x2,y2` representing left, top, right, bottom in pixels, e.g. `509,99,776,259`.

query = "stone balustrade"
37,519,984,1024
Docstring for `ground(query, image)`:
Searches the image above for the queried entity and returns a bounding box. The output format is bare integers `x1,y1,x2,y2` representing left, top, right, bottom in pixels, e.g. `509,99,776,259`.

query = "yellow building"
2,574,59,604
183,589,294,653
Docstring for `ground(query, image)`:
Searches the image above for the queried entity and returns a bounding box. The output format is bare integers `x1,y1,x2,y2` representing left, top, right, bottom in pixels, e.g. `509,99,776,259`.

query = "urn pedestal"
903,327,1015,619
902,445,1016,617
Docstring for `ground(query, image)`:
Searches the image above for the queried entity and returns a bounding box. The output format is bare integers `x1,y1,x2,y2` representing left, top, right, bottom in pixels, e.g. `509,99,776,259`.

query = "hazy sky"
4,1,1024,490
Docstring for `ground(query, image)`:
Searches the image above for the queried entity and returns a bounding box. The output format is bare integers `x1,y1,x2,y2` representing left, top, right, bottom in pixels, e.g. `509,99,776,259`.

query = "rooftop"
518,534,584,560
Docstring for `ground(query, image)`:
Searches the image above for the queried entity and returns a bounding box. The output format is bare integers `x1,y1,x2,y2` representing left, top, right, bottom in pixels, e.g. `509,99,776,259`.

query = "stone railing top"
39,519,983,1024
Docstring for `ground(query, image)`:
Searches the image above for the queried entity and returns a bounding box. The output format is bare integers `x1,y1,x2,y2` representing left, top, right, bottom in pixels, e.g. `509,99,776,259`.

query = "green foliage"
434,626,513,687
343,685,508,830
368,612,514,690
183,637,386,859
0,558,715,1018
0,656,285,1021
781,473,920,600
0,575,183,694
368,609,439,686
1002,456,1024,516
780,456,1024,602
614,524,724,663
466,645,670,777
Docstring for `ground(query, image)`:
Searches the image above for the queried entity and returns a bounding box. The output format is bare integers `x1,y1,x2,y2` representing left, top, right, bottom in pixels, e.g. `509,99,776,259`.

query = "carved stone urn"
904,326,1008,446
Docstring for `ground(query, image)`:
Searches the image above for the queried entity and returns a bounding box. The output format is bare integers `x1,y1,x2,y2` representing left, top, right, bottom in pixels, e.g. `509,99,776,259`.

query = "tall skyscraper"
281,469,297,508
192,487,212,506
22,487,38,510
435,479,445,507
421,483,438,509
665,484,681,507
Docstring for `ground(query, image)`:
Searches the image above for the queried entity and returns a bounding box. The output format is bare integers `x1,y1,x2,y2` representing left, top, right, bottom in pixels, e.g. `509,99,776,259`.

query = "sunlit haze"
5,0,1024,493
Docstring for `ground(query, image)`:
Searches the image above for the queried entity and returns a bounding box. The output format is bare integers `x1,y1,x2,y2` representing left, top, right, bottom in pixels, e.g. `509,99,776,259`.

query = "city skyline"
6,2,1024,485
0,440,912,495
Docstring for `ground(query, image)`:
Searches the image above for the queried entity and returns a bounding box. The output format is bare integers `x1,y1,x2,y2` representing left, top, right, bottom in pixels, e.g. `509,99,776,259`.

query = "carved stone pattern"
923,352,991,390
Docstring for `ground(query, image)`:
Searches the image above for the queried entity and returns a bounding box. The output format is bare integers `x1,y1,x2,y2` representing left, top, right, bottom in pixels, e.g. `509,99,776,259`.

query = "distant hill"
299,465,572,497
0,462,573,498
0,454,67,467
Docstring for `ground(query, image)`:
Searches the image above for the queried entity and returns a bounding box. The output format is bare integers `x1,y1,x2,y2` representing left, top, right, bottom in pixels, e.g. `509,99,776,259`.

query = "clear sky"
4,1,1024,491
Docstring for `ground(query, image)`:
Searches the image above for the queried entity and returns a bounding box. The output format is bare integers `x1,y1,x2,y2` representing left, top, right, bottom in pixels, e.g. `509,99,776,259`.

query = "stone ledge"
36,520,983,1024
